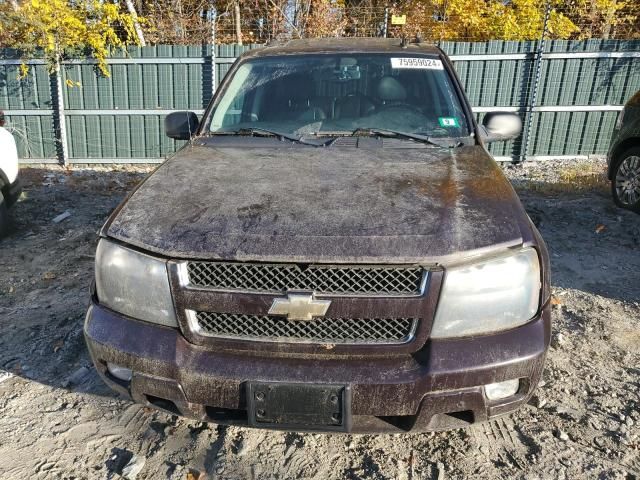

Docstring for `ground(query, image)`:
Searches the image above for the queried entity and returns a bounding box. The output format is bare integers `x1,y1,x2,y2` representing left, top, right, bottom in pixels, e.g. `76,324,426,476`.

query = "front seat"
269,74,326,121
376,76,408,107
334,94,376,119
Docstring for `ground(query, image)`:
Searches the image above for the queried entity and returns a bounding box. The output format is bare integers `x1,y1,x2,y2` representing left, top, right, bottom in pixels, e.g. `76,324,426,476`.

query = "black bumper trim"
3,176,22,207
84,301,550,433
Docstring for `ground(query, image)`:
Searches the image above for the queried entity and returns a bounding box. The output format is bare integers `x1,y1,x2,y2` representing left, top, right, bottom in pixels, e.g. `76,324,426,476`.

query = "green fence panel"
1,41,638,163
0,59,56,161
5,114,57,159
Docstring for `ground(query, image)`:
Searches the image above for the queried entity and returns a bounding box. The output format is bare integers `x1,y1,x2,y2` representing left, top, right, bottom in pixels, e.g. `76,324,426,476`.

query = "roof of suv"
242,38,443,58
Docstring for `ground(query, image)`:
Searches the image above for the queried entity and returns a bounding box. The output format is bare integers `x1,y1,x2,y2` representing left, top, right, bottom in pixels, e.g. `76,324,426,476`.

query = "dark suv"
85,39,551,433
608,90,640,213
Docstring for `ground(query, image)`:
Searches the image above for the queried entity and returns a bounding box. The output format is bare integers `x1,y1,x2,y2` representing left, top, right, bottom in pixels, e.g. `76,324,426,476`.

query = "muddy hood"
106,144,528,264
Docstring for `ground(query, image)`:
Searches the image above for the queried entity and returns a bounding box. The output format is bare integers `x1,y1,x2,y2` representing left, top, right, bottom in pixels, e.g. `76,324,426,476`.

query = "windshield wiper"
208,128,324,146
349,128,462,148
316,128,462,148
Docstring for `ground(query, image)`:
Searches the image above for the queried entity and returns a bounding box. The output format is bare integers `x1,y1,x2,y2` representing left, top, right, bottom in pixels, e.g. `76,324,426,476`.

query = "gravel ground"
0,160,638,480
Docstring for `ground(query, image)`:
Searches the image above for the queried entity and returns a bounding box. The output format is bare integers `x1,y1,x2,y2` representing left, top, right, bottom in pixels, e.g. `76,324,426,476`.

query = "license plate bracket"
247,382,351,432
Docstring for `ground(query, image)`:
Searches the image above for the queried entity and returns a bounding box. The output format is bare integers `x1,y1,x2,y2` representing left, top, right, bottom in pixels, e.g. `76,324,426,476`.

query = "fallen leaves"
43,271,57,280
551,296,563,306
186,471,207,480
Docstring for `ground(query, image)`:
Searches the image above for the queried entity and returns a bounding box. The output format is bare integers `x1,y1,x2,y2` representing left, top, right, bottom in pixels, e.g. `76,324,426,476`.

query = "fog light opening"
107,363,133,382
484,379,520,401
146,395,181,416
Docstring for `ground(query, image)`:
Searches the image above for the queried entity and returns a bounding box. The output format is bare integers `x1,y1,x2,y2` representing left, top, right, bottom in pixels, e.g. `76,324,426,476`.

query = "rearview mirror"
481,112,522,143
165,111,200,140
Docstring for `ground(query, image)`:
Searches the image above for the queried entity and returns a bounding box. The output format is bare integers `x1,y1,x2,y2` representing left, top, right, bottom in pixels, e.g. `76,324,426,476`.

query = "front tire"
611,147,640,213
0,191,9,238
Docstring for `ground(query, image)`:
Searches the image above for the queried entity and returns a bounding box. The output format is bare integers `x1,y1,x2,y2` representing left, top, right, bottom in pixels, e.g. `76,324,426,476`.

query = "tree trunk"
588,0,598,38
602,0,617,39
125,0,147,46
235,2,243,45
176,0,185,41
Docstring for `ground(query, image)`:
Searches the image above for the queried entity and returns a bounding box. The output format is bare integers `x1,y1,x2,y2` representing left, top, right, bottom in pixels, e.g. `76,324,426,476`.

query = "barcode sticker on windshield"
391,58,444,70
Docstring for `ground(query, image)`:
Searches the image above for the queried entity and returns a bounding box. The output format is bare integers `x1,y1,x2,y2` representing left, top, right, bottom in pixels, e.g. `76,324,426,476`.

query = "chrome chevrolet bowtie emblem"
268,294,331,321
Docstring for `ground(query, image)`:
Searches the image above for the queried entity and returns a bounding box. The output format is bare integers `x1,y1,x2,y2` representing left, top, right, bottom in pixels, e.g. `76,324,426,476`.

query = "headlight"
431,248,541,338
95,239,177,327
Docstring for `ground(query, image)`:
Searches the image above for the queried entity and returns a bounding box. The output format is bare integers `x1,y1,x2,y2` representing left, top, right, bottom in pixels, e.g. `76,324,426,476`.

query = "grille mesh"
194,312,416,344
186,262,424,295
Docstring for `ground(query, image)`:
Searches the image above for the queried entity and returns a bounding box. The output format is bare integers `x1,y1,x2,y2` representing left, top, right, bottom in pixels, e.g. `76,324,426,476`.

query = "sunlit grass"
511,161,609,195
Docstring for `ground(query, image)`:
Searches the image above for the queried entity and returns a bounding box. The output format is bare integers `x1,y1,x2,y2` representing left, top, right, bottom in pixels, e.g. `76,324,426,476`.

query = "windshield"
205,54,470,138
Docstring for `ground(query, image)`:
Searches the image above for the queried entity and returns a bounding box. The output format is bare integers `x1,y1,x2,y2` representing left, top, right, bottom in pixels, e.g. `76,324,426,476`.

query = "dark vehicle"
608,90,640,213
85,39,551,433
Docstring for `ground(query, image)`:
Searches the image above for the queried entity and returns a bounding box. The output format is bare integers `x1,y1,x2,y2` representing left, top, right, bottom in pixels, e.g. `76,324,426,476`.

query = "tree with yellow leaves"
392,0,584,41
567,0,632,39
403,0,628,41
305,0,348,37
0,0,143,77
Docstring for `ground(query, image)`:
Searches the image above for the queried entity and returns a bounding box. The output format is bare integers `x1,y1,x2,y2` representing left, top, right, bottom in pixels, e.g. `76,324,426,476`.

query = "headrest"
377,76,407,102
279,73,314,101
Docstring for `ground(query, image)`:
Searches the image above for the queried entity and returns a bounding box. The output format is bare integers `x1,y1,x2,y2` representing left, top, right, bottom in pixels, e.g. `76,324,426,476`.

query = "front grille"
186,262,424,295
193,312,417,344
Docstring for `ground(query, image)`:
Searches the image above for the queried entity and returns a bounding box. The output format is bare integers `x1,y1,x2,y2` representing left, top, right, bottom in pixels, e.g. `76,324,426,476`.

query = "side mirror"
481,112,522,143
165,111,200,140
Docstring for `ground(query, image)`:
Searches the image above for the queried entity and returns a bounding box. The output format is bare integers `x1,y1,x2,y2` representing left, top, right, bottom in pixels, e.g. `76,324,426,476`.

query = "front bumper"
3,175,22,207
85,301,551,433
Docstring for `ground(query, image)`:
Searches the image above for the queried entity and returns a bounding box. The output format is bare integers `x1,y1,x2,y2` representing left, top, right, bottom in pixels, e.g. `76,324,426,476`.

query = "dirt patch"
0,160,638,479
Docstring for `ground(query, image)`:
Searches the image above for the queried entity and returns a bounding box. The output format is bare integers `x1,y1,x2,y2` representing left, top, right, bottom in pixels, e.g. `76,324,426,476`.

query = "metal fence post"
520,1,551,162
52,59,69,165
209,5,217,100
382,7,389,38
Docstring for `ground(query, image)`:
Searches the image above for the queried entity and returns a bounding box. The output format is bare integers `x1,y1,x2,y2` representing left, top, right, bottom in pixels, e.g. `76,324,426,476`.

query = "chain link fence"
136,0,639,44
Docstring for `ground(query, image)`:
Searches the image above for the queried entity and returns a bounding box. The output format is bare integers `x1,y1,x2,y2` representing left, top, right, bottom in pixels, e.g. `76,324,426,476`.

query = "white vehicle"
0,110,21,237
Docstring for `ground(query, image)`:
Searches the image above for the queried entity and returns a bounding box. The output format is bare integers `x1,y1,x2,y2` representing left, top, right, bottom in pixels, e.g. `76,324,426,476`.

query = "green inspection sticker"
438,117,459,128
